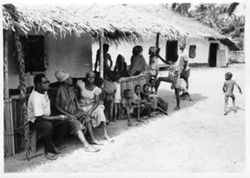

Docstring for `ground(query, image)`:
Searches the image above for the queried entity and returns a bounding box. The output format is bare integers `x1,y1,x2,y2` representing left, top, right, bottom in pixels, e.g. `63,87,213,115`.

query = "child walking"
223,72,242,115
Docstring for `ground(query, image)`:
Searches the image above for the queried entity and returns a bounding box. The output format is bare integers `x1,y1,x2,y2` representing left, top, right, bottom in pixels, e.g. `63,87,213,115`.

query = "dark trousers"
30,118,70,154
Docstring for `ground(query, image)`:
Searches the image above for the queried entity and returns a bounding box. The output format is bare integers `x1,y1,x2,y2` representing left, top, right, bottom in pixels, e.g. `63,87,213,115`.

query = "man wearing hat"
54,70,101,152
27,73,70,160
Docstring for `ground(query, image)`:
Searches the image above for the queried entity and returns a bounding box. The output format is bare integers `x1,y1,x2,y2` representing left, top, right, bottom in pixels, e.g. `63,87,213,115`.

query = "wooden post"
99,31,104,79
14,31,29,153
4,30,9,99
155,33,160,48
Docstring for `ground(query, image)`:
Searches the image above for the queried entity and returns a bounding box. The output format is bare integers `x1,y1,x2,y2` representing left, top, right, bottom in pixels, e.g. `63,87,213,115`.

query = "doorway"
208,43,219,67
166,40,178,63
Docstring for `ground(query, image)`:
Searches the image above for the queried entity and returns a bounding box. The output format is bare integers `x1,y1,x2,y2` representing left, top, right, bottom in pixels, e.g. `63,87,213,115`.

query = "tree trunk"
99,31,104,79
14,31,29,151
4,30,9,99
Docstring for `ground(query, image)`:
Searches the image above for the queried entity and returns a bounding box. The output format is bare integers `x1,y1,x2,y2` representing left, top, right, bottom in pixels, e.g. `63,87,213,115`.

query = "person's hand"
87,110,92,117
76,80,83,88
71,115,78,120
59,115,67,120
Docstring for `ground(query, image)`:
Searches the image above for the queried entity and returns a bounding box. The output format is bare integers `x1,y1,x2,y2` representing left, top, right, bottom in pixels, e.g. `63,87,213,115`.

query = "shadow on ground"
157,88,208,116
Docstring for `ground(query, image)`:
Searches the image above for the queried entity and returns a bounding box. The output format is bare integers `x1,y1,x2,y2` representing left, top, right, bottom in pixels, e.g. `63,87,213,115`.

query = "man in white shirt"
27,73,70,160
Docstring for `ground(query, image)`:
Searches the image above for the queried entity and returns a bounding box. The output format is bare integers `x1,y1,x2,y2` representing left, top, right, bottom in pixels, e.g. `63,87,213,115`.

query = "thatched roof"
2,3,239,49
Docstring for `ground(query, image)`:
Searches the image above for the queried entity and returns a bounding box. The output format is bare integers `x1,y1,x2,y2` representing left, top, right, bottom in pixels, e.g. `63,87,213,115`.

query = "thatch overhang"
135,5,240,50
2,4,188,44
3,3,239,49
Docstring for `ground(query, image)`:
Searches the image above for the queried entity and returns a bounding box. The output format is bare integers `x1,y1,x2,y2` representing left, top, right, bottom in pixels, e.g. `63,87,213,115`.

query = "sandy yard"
4,64,245,173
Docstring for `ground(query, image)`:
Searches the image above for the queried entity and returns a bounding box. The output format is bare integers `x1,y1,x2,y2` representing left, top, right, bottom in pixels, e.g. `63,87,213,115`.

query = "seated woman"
129,45,148,76
77,71,113,142
54,70,100,152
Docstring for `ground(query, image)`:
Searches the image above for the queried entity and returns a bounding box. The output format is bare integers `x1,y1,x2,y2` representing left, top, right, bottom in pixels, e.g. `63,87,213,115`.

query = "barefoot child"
133,85,153,118
142,83,168,116
122,89,143,126
223,72,242,115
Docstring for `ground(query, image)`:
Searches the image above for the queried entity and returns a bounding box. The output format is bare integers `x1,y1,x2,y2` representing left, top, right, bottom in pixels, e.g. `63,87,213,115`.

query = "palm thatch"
3,3,238,48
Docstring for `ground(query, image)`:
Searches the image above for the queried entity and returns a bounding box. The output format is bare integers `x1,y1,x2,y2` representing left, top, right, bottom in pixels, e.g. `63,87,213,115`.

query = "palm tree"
169,3,244,50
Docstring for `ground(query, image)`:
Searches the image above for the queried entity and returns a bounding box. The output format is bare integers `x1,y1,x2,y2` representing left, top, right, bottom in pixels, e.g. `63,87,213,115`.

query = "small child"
142,83,168,116
122,89,142,126
114,82,122,121
223,72,242,115
148,77,157,94
133,84,152,118
103,79,117,123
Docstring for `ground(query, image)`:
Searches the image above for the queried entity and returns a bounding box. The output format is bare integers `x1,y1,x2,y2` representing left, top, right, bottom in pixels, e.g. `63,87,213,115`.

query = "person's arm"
55,88,77,120
222,82,226,93
42,115,66,120
158,55,172,65
114,63,117,72
86,88,101,116
107,54,113,69
235,81,242,94
94,51,100,72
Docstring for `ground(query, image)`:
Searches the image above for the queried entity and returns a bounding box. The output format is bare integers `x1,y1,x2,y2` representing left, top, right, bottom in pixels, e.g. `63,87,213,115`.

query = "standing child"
223,72,242,115
103,79,117,123
114,82,122,121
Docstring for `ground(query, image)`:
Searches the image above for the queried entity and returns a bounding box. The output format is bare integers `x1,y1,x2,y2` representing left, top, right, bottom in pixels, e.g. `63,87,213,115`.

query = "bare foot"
83,146,100,152
137,119,143,122
89,140,104,145
174,106,180,111
44,153,58,160
104,136,115,143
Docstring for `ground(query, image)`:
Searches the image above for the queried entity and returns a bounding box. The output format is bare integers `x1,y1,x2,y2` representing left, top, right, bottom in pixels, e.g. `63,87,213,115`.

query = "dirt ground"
4,64,245,173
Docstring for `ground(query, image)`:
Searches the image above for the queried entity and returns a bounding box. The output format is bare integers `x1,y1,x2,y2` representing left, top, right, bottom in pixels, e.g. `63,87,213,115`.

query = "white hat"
55,70,70,82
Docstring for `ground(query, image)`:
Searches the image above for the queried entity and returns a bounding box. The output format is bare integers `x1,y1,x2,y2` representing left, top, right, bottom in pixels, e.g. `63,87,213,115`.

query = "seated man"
27,73,70,160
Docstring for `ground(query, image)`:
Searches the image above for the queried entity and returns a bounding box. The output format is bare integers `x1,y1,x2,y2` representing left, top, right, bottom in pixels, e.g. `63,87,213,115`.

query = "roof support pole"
14,30,29,155
99,31,104,79
4,30,9,99
155,33,160,48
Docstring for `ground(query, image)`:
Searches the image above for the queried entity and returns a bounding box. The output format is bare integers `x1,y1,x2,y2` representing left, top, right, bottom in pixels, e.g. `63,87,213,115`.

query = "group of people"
94,44,158,81
121,79,168,126
26,40,243,161
26,42,196,160
27,71,114,160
